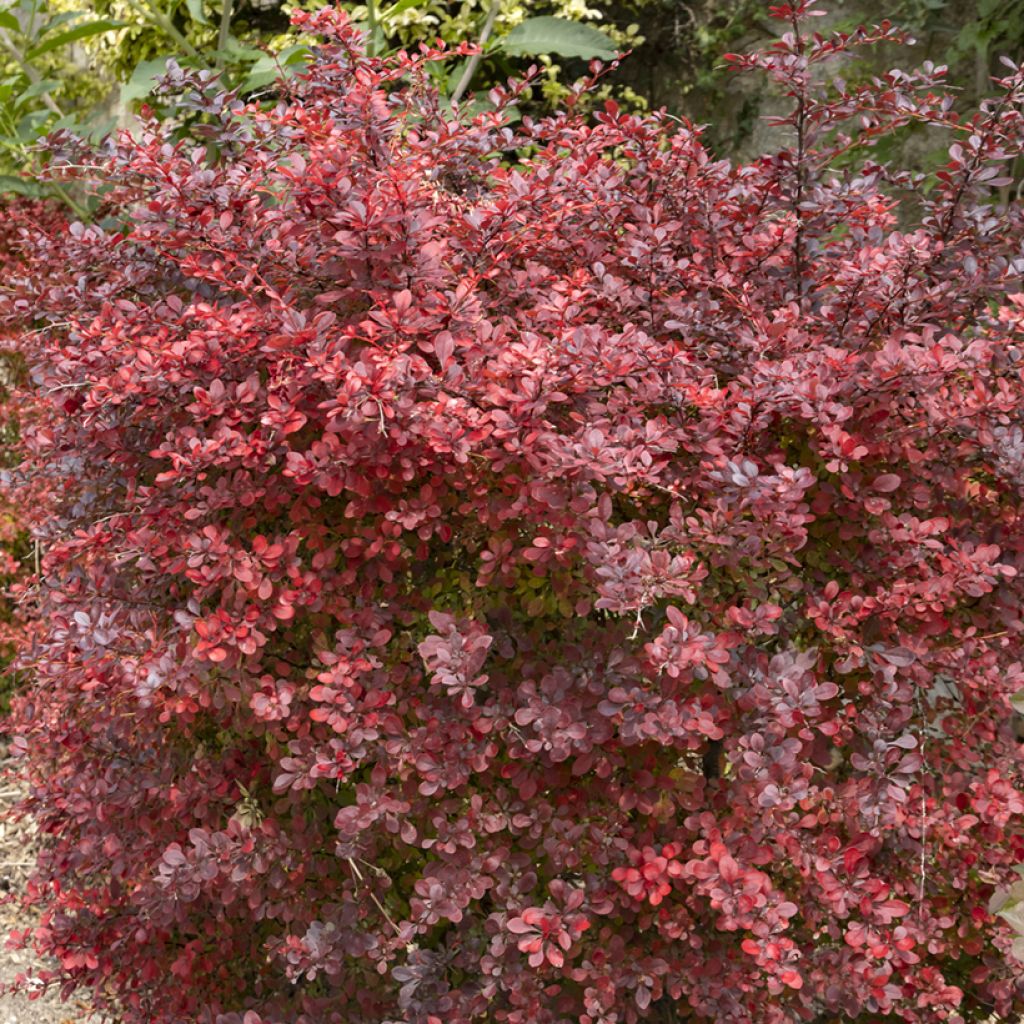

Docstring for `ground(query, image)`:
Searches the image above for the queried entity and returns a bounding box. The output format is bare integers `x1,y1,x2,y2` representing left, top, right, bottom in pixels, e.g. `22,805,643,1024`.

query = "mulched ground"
0,761,96,1024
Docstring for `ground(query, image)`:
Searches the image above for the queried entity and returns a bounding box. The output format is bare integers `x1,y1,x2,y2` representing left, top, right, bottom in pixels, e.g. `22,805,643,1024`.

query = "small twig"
450,0,501,105
346,857,402,936
628,604,645,640
915,692,929,919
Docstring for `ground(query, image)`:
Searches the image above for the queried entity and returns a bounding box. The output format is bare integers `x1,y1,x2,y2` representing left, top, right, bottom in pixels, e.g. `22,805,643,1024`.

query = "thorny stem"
938,86,1015,247
915,692,929,920
346,857,402,936
789,8,807,304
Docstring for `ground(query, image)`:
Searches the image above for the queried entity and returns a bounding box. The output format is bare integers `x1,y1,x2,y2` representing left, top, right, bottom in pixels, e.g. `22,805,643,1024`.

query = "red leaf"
872,473,902,492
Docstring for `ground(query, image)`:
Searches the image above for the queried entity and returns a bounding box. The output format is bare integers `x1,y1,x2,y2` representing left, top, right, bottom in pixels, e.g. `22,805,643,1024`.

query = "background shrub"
5,4,1024,1022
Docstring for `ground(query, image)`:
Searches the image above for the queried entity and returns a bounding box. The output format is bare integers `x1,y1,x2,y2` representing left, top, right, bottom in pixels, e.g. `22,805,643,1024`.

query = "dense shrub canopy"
5,4,1024,1022
0,198,64,700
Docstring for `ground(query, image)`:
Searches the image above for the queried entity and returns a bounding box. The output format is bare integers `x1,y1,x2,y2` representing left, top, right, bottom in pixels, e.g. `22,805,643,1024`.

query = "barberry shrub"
5,4,1024,1022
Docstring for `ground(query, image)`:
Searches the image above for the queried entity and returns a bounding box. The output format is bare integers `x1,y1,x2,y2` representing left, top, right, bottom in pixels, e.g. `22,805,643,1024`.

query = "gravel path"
0,767,97,1024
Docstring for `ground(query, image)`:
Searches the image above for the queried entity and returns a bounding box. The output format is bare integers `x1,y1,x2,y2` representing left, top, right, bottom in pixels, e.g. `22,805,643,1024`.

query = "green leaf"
15,108,48,141
241,53,279,92
380,0,429,23
84,113,116,142
991,877,1024,915
49,111,115,141
500,16,616,61
0,173,43,197
280,43,312,66
222,37,265,60
26,19,124,60
0,11,18,32
454,95,520,124
999,900,1024,935
35,11,87,37
1011,690,1024,714
241,45,311,91
17,77,59,102
185,0,211,26
121,56,171,105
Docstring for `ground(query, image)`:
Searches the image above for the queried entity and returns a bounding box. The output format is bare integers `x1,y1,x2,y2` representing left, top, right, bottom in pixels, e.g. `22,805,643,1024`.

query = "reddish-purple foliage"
4,3,1024,1022
0,198,64,680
